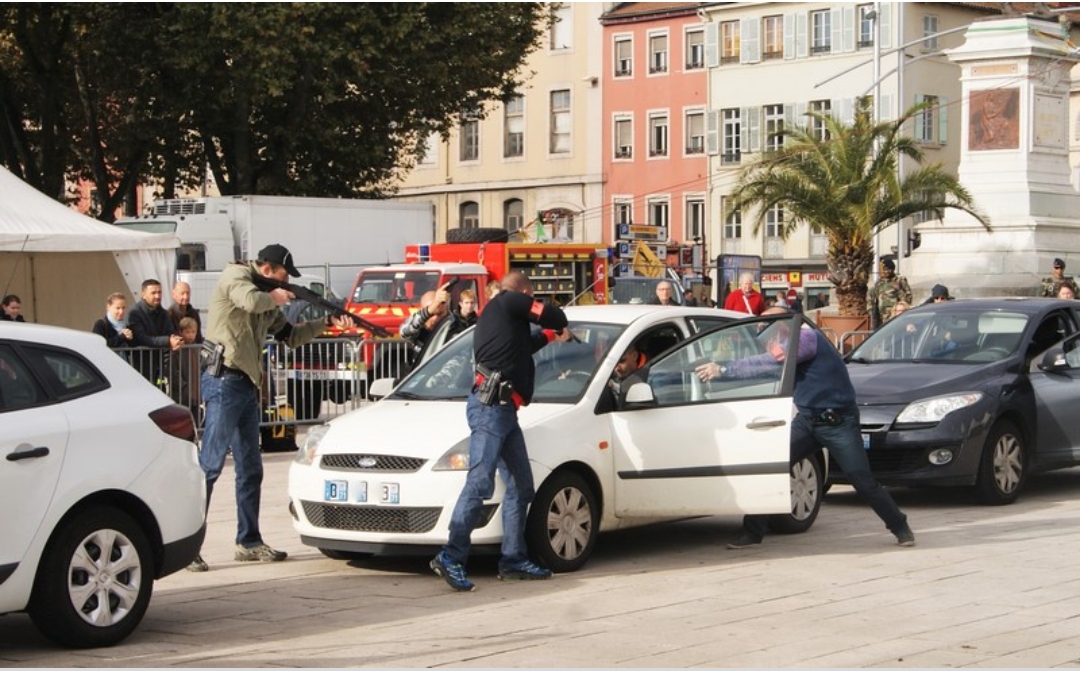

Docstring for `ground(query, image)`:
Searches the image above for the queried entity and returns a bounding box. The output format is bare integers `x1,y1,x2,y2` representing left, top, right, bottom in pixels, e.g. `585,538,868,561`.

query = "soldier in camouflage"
1038,258,1078,298
867,259,912,329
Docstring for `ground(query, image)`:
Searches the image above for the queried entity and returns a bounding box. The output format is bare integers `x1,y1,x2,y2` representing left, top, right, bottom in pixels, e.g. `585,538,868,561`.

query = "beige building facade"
393,3,606,246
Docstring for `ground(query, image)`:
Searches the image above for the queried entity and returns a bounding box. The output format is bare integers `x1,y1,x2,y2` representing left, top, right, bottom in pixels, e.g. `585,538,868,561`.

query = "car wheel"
318,548,370,561
974,420,1025,505
526,470,598,573
286,379,323,420
28,506,153,648
768,453,824,534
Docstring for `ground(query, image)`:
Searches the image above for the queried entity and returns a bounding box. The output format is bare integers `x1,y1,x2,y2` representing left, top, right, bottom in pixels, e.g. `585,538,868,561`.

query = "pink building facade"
601,3,710,278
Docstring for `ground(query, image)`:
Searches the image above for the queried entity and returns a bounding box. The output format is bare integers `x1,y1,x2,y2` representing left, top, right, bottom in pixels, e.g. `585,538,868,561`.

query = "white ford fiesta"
289,305,824,572
0,323,205,647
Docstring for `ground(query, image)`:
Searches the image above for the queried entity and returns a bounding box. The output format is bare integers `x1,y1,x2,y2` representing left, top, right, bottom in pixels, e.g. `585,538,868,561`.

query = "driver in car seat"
607,344,647,406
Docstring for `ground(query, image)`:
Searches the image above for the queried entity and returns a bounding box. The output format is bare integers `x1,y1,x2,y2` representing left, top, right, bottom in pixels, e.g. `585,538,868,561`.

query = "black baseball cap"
881,258,896,271
1054,258,1066,268
257,244,301,277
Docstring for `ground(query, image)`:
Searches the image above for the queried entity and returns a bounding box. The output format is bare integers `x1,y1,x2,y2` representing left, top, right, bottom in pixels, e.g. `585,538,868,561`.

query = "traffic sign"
616,223,668,242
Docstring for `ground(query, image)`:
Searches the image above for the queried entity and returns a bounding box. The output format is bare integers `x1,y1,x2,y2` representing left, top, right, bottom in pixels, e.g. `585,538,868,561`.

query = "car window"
854,309,1030,363
1028,312,1074,360
21,345,108,401
392,321,626,404
644,315,797,406
0,345,46,411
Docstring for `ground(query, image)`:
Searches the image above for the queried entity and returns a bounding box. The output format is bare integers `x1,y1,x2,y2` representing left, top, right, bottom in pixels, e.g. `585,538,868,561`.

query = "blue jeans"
199,368,264,548
744,405,907,539
443,391,536,569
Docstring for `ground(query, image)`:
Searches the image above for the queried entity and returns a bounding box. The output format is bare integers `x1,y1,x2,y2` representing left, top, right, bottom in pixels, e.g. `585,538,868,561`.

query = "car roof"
563,305,748,325
904,298,1079,314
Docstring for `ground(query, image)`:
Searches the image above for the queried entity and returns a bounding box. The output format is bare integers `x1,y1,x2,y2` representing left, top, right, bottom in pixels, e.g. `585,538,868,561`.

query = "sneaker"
235,542,288,562
894,526,916,547
498,560,552,581
185,554,209,572
430,552,475,592
726,533,763,550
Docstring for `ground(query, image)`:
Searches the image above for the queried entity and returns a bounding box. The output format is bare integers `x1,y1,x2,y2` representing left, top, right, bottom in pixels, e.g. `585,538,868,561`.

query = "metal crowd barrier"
116,338,415,434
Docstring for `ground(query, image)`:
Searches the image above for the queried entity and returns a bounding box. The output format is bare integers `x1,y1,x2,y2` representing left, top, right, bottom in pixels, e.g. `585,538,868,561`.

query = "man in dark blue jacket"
431,272,572,592
695,307,914,549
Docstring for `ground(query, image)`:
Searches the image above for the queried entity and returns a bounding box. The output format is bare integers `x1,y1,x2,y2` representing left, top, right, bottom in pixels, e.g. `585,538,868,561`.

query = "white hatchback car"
289,306,824,572
0,323,205,647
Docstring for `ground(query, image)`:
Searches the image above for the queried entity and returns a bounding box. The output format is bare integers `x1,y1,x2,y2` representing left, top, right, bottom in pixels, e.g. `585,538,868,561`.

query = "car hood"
848,361,1007,404
319,400,567,458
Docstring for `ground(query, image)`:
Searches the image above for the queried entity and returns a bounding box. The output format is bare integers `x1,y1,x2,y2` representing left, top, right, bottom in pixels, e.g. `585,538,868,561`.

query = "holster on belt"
200,340,225,377
475,363,521,408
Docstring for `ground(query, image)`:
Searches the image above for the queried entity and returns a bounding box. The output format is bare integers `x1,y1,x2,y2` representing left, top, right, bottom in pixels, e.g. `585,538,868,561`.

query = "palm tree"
727,96,989,316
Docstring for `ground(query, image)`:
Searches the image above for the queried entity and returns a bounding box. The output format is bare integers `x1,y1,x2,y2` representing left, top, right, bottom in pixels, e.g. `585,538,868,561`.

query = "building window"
649,113,668,157
418,131,439,165
614,37,633,77
504,96,524,158
724,207,742,239
614,200,633,230
614,116,633,159
809,100,831,141
722,108,741,164
765,205,784,238
549,4,572,50
811,10,831,54
460,201,479,229
686,197,705,240
648,198,669,229
915,94,940,144
460,118,479,162
685,110,705,154
504,199,524,233
858,4,875,48
923,14,939,50
763,15,783,59
720,21,740,64
649,33,668,74
764,104,784,152
550,89,571,154
686,28,704,69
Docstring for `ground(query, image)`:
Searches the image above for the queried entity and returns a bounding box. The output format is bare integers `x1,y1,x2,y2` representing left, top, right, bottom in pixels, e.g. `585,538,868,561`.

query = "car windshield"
850,308,1029,363
390,321,626,403
351,271,440,304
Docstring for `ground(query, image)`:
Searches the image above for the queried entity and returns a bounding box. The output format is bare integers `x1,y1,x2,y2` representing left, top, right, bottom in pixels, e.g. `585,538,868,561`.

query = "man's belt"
474,364,524,409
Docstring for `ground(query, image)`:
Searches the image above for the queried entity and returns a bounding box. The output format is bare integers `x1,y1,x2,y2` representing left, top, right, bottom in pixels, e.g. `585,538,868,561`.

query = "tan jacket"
204,263,326,387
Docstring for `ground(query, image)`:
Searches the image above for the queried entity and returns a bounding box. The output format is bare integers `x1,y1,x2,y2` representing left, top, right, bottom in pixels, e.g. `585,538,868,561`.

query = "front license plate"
862,433,871,450
296,370,333,381
380,482,400,505
325,480,348,502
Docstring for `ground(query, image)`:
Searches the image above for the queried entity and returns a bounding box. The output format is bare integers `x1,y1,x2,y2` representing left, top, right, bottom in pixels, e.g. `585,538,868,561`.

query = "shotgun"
251,272,391,338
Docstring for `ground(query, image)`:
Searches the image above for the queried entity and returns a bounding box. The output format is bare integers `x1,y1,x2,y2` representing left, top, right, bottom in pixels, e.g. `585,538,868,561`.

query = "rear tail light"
149,403,197,443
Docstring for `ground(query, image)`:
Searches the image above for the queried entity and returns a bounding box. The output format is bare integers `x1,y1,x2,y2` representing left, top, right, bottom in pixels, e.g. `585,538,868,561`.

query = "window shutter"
879,3,892,49
784,13,796,60
914,94,926,141
705,22,720,68
784,102,797,129
747,107,761,152
830,7,843,54
880,94,893,121
796,12,808,58
840,98,854,125
842,4,856,52
740,107,751,153
794,101,808,129
741,17,760,64
938,96,948,144
706,109,720,156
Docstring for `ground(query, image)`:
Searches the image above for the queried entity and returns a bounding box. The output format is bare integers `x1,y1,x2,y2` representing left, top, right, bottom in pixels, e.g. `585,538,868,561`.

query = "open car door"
609,314,799,518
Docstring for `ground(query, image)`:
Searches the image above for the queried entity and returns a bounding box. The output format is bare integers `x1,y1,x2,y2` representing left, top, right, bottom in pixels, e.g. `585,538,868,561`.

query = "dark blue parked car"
841,298,1080,504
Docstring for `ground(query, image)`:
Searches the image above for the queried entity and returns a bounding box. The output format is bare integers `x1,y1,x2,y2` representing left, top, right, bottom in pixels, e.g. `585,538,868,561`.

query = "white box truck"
115,195,435,305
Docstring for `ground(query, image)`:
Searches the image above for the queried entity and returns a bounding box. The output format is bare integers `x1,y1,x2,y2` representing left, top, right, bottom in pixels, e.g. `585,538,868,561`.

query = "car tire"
445,227,509,244
286,379,323,421
974,420,1025,505
526,470,598,573
768,453,824,534
28,506,153,648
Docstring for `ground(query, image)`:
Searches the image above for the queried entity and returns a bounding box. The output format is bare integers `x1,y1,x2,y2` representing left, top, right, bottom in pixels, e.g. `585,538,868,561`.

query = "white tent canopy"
0,165,179,330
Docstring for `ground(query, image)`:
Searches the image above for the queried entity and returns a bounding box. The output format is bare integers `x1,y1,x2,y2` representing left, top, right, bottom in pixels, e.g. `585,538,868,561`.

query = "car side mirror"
1038,348,1068,373
623,382,656,409
369,377,396,399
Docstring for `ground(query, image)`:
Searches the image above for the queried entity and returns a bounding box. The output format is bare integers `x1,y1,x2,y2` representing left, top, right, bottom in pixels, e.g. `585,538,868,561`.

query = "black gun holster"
200,340,226,377
475,363,514,406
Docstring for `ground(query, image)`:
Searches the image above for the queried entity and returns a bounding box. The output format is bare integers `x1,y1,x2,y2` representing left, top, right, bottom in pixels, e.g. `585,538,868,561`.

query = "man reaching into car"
694,307,915,549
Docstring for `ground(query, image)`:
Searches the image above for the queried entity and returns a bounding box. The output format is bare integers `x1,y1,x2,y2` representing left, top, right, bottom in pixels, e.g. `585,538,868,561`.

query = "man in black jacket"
430,272,571,592
127,279,182,386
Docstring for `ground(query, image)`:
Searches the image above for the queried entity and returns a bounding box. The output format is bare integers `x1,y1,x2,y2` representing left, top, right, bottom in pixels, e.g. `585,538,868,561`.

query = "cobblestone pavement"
4,450,1080,669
